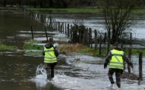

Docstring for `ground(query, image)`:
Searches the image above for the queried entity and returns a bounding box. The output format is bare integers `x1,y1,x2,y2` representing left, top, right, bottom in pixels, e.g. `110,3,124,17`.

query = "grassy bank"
23,40,145,57
26,8,102,13
26,8,145,14
0,44,17,50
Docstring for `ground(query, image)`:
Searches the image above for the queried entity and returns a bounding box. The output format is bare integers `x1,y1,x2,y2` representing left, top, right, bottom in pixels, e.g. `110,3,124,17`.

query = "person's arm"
42,47,45,56
104,51,112,69
52,45,59,57
123,53,133,68
54,47,59,57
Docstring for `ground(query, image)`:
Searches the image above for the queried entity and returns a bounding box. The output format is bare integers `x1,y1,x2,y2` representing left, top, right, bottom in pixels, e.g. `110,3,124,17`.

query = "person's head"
113,42,118,48
45,37,53,48
48,37,53,43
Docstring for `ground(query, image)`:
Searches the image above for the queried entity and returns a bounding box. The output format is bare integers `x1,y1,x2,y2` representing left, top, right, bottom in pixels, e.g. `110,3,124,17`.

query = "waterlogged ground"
0,27,145,90
1,38,145,90
1,10,145,90
0,30,144,90
29,54,145,90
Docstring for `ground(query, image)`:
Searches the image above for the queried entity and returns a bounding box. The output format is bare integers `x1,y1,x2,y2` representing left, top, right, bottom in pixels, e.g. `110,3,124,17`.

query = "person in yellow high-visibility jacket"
42,37,59,80
104,42,133,89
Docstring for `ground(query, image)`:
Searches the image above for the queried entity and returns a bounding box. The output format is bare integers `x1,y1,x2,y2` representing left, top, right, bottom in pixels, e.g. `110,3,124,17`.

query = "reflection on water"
0,55,62,90
1,9,145,90
0,53,145,90
0,10,45,49
31,74,59,90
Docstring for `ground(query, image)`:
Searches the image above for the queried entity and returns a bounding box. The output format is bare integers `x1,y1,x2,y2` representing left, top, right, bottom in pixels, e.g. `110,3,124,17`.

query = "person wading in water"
42,37,59,80
104,42,133,90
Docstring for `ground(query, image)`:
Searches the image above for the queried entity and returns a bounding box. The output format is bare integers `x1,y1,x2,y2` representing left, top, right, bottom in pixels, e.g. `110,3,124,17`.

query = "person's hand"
104,63,107,69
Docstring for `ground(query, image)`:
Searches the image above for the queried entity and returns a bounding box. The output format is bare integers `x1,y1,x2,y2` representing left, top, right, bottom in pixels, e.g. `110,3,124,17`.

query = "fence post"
107,29,110,55
139,52,143,81
83,29,86,45
45,28,48,41
30,26,34,40
65,23,67,35
99,35,102,56
67,24,70,37
57,22,59,31
86,28,89,46
89,28,92,48
94,30,97,51
128,32,132,73
61,23,64,33
70,25,73,41
104,32,106,43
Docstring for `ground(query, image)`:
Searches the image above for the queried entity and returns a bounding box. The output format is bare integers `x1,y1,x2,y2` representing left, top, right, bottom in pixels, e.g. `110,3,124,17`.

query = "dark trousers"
108,68,123,88
46,62,57,78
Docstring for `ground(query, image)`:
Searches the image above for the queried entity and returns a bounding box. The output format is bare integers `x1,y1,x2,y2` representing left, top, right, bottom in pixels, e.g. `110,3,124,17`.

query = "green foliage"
124,48,145,55
132,9,145,13
23,44,42,50
0,44,17,50
23,39,43,56
23,40,42,50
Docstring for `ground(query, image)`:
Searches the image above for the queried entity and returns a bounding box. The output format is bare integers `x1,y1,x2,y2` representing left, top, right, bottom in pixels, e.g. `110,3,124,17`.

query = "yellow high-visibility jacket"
109,49,124,70
44,47,57,63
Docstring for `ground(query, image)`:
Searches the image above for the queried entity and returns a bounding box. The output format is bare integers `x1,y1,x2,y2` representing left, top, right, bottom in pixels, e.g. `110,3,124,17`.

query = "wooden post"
83,29,87,45
30,26,34,40
94,30,97,51
70,25,73,41
89,28,92,48
78,27,81,43
128,33,132,73
86,29,89,46
104,32,106,43
139,52,143,80
55,22,57,31
127,48,131,73
99,35,102,56
65,23,67,35
107,29,110,55
67,24,70,37
58,22,60,32
61,23,64,33
45,28,48,41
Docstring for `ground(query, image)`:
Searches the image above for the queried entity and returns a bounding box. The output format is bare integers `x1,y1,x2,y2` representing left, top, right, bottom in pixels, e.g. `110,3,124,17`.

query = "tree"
100,0,142,44
2,0,6,7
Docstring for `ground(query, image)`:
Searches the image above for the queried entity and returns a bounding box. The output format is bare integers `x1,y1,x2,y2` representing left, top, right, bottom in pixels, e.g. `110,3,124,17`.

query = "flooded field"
0,9,145,90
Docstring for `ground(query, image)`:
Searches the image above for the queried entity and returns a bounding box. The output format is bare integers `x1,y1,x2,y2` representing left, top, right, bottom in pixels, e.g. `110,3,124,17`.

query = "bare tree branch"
100,0,142,44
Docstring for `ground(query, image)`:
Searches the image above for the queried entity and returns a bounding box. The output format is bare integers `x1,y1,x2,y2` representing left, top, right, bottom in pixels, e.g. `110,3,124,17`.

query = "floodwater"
0,9,145,90
48,13,145,39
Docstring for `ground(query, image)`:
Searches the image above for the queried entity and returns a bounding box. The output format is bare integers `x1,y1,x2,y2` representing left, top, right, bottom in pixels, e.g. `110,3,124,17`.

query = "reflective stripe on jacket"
109,49,124,70
44,47,57,63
